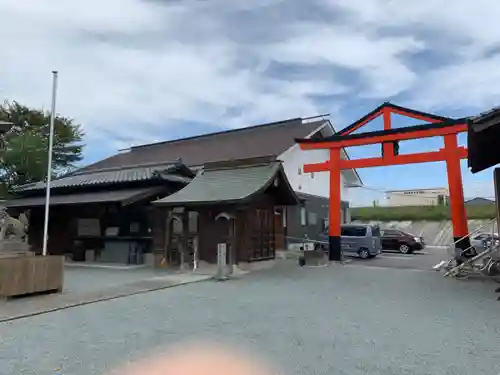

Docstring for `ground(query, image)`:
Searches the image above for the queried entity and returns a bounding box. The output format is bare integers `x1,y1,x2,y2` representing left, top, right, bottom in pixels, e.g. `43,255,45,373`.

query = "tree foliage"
0,101,84,191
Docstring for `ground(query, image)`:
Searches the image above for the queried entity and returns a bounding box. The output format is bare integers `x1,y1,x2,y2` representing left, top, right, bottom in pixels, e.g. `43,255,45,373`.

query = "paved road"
349,246,450,271
1,261,500,375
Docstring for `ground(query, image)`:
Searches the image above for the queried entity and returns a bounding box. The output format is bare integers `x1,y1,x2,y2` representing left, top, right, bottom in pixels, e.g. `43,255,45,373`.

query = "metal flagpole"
42,71,58,256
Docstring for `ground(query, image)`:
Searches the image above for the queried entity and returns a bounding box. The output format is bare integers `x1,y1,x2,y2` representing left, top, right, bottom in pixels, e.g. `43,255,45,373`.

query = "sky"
1,0,499,206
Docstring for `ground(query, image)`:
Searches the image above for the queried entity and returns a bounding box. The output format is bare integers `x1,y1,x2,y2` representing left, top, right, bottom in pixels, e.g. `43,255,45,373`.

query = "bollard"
215,243,229,281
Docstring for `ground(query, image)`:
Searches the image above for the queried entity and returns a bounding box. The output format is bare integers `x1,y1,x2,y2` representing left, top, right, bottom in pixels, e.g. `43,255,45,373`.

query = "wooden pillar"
181,209,190,270
444,134,470,251
328,147,342,261
382,108,394,159
151,207,166,267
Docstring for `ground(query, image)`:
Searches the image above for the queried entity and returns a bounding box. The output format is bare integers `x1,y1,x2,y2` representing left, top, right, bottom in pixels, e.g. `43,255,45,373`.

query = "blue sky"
0,0,499,205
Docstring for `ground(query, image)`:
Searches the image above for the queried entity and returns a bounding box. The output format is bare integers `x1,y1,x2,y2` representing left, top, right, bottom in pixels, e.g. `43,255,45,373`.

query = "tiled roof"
78,118,325,173
470,106,500,123
5,187,165,208
14,163,193,192
153,161,298,206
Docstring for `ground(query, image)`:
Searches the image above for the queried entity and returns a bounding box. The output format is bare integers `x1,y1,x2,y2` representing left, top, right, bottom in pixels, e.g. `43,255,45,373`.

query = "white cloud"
320,0,500,111
1,0,500,154
408,54,500,112
1,0,345,147
322,0,500,53
267,25,424,97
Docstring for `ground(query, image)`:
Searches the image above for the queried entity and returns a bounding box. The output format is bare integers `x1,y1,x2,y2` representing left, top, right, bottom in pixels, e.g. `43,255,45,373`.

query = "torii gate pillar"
328,148,342,261
444,134,470,252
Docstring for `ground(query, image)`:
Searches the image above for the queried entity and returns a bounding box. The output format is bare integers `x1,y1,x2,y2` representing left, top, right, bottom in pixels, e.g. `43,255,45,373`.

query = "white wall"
385,188,449,207
279,145,347,201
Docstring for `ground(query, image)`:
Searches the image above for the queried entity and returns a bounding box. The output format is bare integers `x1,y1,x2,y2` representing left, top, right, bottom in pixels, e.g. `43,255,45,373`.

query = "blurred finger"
117,341,275,375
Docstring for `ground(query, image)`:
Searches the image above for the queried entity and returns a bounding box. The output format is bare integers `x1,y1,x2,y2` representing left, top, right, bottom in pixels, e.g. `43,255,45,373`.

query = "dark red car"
379,229,425,254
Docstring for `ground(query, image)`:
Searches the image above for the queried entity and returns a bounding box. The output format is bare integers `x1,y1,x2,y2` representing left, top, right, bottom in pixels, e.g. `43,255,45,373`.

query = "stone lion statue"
0,209,29,242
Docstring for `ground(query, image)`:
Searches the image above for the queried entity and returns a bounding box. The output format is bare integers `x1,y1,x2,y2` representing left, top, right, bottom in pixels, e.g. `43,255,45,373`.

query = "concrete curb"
0,276,212,323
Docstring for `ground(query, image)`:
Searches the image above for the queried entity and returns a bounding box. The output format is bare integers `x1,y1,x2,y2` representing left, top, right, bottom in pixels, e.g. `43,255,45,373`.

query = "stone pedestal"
301,249,329,267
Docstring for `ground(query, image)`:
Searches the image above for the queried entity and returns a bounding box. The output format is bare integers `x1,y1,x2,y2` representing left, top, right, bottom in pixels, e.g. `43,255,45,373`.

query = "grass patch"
351,204,497,221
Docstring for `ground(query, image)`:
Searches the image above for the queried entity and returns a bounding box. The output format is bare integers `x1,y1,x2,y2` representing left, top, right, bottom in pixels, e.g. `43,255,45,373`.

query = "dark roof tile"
79,118,325,172
5,187,165,208
14,163,192,192
153,161,298,206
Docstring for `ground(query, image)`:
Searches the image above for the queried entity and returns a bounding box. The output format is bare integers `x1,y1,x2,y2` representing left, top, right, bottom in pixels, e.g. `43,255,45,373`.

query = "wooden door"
250,208,275,260
166,216,183,267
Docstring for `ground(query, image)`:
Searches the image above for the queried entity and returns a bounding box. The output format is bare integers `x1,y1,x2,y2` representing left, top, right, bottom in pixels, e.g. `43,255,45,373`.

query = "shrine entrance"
296,103,470,261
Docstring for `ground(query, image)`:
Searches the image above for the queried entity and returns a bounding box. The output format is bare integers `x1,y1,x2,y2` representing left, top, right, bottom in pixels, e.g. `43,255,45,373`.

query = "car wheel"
358,248,370,259
399,244,412,254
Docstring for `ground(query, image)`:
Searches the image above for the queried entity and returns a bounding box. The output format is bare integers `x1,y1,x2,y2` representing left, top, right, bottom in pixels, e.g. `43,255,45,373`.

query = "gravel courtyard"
1,262,500,375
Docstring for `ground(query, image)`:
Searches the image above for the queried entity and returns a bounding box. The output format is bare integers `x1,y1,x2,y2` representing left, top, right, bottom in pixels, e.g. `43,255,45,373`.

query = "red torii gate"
296,103,470,261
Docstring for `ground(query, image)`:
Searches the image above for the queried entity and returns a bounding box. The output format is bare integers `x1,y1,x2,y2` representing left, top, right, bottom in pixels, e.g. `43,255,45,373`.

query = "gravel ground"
63,267,175,294
1,262,500,375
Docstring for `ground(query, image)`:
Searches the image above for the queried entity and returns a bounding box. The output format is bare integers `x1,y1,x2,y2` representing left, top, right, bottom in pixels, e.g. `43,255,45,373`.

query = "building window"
300,206,307,226
311,172,315,179
308,212,317,225
188,211,198,233
171,218,182,234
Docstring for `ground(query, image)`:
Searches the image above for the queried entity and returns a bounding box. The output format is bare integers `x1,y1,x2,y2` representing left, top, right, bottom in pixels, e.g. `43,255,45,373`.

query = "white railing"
435,218,500,277
445,218,497,258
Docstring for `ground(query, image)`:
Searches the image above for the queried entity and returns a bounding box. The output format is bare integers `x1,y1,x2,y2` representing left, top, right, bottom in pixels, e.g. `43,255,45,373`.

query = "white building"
278,117,360,202
385,187,449,207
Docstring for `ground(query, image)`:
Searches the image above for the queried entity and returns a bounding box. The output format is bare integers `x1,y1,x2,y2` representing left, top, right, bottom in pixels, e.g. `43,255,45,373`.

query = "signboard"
77,218,100,237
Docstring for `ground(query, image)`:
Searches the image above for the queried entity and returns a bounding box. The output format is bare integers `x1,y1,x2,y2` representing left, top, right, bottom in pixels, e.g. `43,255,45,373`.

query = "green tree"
0,101,84,191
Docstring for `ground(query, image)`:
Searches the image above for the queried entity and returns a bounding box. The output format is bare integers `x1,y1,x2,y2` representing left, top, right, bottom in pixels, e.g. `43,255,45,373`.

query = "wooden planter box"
0,255,64,298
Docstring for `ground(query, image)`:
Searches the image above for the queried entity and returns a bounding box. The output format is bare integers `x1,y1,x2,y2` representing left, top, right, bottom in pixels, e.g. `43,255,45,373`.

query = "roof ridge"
72,161,182,176
76,116,327,175
202,161,279,173
129,117,308,150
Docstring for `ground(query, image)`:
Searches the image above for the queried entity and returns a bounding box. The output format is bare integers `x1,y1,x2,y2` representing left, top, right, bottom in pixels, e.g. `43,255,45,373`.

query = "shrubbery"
351,204,497,221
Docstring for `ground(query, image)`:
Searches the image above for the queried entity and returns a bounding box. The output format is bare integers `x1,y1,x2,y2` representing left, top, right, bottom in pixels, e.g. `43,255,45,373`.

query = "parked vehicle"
379,229,425,254
317,224,382,259
470,233,500,252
